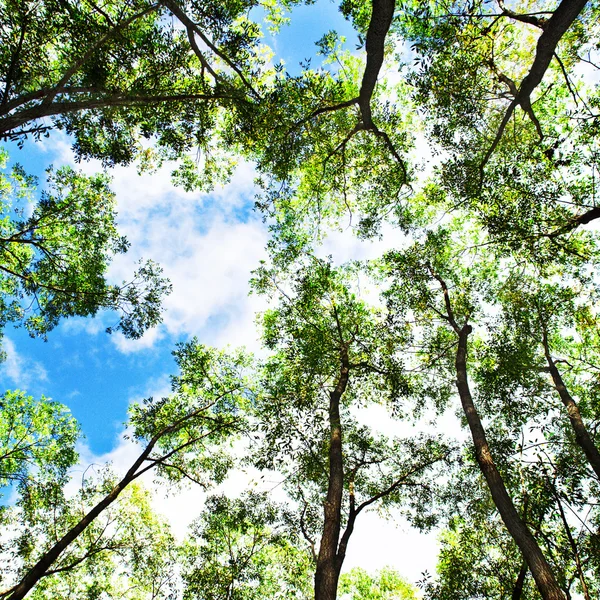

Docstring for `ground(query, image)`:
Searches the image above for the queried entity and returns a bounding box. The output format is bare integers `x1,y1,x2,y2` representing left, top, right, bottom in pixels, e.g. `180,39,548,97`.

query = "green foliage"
0,0,257,172
0,390,79,496
0,341,258,599
393,0,600,258
181,491,312,599
251,257,451,561
0,151,171,341
16,479,179,600
5,1,600,599
339,567,417,600
424,457,599,600
128,340,253,486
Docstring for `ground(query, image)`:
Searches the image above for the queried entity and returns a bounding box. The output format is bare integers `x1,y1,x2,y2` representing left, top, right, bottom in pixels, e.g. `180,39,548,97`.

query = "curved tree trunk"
542,333,600,480
455,325,565,600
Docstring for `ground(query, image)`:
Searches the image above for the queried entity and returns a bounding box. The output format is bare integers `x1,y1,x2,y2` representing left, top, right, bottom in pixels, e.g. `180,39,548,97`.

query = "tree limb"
3,392,239,600
481,0,590,170
160,0,261,100
359,0,396,128
0,92,231,138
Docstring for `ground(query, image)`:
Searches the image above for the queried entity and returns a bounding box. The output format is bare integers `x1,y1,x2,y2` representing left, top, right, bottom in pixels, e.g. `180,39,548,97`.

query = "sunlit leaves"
339,566,417,600
0,157,171,340
0,390,79,495
181,491,312,600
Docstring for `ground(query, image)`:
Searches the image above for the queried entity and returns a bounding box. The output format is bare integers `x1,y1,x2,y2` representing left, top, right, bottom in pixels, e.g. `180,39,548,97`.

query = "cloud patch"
0,337,48,389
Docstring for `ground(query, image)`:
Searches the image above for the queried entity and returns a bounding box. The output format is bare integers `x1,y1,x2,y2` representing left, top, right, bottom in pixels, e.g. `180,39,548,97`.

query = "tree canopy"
1,0,600,599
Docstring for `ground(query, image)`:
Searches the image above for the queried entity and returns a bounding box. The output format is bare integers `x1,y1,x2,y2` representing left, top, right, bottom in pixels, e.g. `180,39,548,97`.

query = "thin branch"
554,52,579,107
354,452,448,516
41,3,161,108
497,0,547,29
185,25,220,82
428,267,460,333
161,0,261,100
292,97,359,130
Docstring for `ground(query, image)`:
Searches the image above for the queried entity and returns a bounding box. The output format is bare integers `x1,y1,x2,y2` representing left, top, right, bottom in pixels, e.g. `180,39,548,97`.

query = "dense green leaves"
0,0,263,173
0,390,78,495
0,150,171,340
339,567,417,600
182,491,312,600
15,480,179,600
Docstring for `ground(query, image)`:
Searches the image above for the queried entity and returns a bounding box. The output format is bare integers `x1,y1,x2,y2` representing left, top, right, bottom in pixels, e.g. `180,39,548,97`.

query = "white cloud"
33,133,269,354
107,169,269,352
318,221,404,265
0,338,48,389
103,213,269,353
111,326,164,354
38,134,412,358
342,511,438,585
60,314,108,337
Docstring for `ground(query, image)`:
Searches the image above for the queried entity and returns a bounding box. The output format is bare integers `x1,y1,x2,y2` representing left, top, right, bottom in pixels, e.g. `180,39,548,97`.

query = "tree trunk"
455,325,566,600
314,348,349,600
359,0,395,127
512,561,528,600
543,336,600,480
6,479,130,600
4,406,219,600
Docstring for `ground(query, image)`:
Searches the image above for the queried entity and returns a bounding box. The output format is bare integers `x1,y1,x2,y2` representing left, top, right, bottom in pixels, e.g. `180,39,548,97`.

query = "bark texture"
314,347,349,600
543,334,600,480
455,325,565,600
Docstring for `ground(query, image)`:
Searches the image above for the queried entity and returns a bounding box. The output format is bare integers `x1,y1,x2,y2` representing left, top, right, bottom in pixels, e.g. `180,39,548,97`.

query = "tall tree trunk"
542,333,600,480
455,325,566,600
359,0,395,128
314,347,349,600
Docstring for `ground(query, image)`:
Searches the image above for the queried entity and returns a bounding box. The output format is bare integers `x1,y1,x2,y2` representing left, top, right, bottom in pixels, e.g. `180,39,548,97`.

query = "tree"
0,0,277,176
252,258,450,600
14,480,180,600
423,447,599,600
1,341,251,600
389,0,600,241
382,224,575,600
181,491,312,599
487,275,600,482
0,149,171,342
0,389,79,496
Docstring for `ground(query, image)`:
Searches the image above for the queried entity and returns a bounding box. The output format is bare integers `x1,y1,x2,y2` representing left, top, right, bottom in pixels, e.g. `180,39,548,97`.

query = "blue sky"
0,0,440,584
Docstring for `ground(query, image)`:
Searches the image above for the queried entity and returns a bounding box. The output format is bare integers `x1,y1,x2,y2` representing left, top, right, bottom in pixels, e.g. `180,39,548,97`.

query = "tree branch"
359,0,396,128
0,92,230,138
3,390,240,600
41,3,161,109
160,0,261,100
481,0,589,170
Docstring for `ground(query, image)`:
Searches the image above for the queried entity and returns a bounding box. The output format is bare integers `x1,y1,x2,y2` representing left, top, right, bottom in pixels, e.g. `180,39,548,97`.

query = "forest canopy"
0,0,599,599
